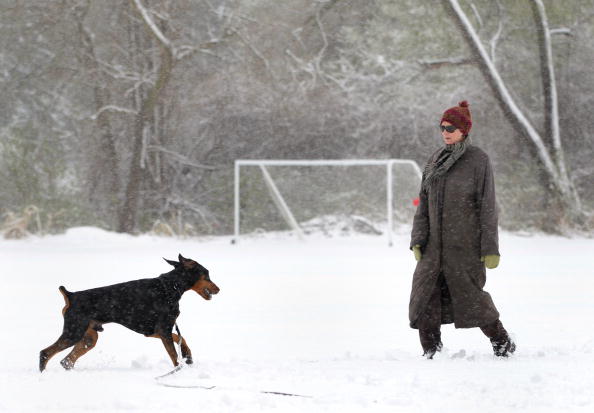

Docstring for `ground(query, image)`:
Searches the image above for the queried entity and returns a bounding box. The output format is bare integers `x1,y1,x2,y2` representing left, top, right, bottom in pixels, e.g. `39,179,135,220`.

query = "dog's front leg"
172,333,193,364
158,333,179,366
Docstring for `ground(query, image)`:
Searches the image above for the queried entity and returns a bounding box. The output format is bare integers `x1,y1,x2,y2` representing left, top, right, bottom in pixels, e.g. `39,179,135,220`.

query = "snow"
1,227,593,412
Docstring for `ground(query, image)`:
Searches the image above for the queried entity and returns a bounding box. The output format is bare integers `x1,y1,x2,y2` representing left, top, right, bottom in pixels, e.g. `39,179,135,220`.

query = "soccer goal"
233,159,422,246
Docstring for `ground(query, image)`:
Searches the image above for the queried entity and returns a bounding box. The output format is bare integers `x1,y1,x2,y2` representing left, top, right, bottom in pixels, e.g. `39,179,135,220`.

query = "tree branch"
89,105,138,120
147,145,220,170
549,28,572,37
489,0,504,64
531,0,566,177
130,0,173,52
418,56,475,69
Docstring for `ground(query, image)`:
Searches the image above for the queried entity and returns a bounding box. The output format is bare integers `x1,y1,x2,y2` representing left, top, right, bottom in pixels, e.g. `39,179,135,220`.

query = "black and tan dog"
39,254,219,372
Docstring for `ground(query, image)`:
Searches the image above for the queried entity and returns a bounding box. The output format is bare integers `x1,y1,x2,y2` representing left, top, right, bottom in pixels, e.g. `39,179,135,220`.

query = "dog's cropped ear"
178,254,197,269
179,254,195,264
164,258,180,267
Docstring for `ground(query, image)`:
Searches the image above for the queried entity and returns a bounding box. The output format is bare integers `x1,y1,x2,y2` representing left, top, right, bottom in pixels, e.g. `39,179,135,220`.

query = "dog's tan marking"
40,338,72,372
59,287,70,315
190,276,220,300
148,333,193,361
60,326,99,369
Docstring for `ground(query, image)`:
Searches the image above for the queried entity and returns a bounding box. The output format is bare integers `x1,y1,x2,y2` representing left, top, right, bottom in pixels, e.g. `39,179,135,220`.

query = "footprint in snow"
451,349,466,359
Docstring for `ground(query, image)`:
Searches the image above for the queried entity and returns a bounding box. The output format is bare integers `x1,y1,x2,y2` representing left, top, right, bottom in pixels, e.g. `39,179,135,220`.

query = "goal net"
233,160,422,245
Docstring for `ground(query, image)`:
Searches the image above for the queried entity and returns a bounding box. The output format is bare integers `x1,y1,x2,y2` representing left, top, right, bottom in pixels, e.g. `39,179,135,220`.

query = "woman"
409,101,515,359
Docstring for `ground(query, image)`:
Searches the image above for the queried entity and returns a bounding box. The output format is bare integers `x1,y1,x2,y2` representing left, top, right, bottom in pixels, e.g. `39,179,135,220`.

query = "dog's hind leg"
60,325,100,370
40,314,90,372
39,335,78,372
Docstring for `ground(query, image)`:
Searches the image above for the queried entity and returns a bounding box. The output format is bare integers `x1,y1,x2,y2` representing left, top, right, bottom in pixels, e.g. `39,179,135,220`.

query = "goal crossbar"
233,159,422,245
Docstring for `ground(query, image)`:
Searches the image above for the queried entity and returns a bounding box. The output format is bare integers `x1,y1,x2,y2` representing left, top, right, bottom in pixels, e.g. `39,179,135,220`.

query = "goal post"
233,159,423,245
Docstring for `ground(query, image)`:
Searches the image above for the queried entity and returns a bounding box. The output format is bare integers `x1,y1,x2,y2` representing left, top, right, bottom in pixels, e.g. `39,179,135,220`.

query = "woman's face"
440,121,465,145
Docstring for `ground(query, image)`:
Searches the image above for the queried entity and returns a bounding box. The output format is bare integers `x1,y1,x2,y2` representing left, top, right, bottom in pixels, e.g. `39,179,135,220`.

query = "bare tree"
444,0,583,229
117,0,236,233
116,0,175,233
72,2,120,226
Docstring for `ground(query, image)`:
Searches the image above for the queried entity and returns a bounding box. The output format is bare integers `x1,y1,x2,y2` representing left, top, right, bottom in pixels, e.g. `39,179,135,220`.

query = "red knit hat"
441,101,472,135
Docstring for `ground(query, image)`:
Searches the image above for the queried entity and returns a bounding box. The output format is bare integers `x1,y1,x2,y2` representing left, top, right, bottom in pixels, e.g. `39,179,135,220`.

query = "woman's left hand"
481,255,500,269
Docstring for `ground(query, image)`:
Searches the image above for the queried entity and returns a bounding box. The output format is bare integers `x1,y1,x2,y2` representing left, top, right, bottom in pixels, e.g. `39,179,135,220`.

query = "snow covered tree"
444,0,585,230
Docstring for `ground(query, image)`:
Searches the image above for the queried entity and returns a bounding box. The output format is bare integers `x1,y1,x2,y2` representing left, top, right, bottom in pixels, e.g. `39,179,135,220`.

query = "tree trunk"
530,0,581,213
74,3,120,226
117,1,175,233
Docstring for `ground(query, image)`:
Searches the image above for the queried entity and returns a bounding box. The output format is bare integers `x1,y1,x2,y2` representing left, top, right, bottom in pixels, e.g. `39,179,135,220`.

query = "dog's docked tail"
59,286,72,315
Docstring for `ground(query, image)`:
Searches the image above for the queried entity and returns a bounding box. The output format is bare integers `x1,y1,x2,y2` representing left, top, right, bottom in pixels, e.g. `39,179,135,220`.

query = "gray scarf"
421,140,468,192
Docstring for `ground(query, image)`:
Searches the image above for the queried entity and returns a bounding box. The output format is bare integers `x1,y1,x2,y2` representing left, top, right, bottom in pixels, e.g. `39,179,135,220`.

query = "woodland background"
1,0,593,237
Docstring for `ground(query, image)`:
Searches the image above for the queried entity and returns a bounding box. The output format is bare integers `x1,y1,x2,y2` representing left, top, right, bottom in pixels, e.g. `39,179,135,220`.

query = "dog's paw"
60,358,74,370
39,351,49,372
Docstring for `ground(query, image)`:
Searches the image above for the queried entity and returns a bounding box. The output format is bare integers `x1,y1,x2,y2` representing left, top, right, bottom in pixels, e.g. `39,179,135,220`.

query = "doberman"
39,254,219,372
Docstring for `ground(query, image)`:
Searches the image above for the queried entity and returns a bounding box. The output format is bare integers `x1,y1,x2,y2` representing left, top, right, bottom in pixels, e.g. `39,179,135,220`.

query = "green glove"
481,255,500,269
412,245,422,262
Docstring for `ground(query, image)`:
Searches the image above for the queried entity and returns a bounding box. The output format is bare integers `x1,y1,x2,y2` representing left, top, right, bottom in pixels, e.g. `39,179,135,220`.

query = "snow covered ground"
1,227,593,412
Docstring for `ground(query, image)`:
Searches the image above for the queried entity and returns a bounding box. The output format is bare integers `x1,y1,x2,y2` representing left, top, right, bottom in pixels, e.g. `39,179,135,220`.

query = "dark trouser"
416,273,448,355
417,273,511,355
480,319,509,341
480,318,516,356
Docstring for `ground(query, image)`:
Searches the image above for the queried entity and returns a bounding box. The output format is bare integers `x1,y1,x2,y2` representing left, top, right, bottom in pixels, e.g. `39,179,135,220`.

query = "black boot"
481,320,516,357
490,337,516,357
419,330,443,359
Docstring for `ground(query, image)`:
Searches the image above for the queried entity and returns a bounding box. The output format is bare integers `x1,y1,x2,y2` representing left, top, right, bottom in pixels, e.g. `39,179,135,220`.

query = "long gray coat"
409,145,500,329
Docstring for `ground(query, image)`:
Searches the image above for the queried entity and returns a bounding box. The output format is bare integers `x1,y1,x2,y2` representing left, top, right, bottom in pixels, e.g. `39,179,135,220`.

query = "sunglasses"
440,125,458,133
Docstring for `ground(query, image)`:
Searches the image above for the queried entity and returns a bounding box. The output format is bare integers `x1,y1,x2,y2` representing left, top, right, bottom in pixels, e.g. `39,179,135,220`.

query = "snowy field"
1,227,593,412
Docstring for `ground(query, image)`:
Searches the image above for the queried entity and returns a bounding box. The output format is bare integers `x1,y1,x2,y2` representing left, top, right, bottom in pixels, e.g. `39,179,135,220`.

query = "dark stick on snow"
260,391,312,398
156,383,216,390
